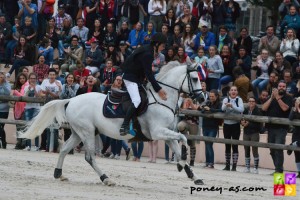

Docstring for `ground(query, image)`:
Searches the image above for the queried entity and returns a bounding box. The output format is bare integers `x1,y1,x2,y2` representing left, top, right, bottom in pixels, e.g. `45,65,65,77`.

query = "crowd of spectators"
0,0,300,177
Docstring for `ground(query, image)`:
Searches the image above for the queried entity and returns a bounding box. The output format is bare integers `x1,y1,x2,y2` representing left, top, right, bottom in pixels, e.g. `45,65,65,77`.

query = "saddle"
103,86,148,118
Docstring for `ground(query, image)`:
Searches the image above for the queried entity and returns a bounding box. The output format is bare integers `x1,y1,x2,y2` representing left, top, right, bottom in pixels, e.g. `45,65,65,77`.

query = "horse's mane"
155,61,183,81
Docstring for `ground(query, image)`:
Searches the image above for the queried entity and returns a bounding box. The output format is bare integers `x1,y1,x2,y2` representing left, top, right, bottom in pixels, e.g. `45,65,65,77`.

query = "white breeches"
124,79,141,108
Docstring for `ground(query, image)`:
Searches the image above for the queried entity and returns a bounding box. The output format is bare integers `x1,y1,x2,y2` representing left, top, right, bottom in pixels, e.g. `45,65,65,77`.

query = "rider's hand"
158,89,167,101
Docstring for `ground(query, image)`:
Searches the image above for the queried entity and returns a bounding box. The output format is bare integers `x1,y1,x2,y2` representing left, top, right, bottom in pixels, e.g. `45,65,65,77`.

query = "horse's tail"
19,99,71,139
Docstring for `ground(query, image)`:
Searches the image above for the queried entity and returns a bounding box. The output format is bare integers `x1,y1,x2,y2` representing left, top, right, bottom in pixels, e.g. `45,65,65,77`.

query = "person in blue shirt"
192,22,215,55
126,21,144,51
143,22,156,45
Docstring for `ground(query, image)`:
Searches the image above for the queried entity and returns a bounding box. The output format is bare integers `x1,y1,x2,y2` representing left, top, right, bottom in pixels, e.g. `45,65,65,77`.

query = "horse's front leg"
151,128,204,185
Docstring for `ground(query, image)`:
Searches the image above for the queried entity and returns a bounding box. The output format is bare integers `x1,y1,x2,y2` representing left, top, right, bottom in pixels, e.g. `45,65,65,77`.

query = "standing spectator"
175,3,197,32
211,0,226,36
162,8,176,34
221,85,244,171
181,23,195,57
148,0,166,32
40,68,62,152
70,17,89,47
233,27,252,58
252,49,272,99
288,96,300,178
37,0,55,41
280,5,300,38
98,0,114,27
193,22,215,53
262,81,293,173
18,0,38,30
0,14,12,63
33,55,50,84
0,72,11,149
258,25,281,59
84,0,99,31
61,35,84,74
12,73,28,150
234,46,252,80
54,4,72,29
126,21,144,51
117,0,139,29
6,35,33,79
201,89,222,168
85,38,103,77
23,72,42,151
283,69,297,97
59,73,79,154
177,97,200,166
216,26,232,53
241,96,262,174
232,66,251,103
268,51,291,81
2,0,19,25
139,0,150,31
58,0,78,20
148,140,159,163
38,37,54,66
224,0,240,34
280,28,299,65
132,140,144,162
206,45,224,91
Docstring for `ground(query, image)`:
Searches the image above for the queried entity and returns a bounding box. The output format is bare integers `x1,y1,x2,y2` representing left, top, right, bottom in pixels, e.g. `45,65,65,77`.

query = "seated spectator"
174,46,192,65
52,64,65,85
118,41,131,65
54,4,72,29
126,22,144,51
45,17,59,50
70,17,89,47
33,55,50,84
165,46,177,63
219,45,234,95
38,38,54,66
206,45,224,91
283,69,297,97
266,71,279,96
193,22,215,53
143,22,156,45
233,27,252,57
74,61,90,85
216,25,232,52
175,3,197,32
104,43,121,67
280,5,300,38
61,35,83,74
57,18,72,59
21,66,29,78
181,23,196,57
280,28,299,65
0,14,12,64
85,37,103,77
100,58,116,94
234,46,252,80
4,16,19,68
76,75,100,95
163,8,176,34
232,66,250,103
18,0,38,30
102,22,117,51
152,46,166,74
258,25,280,59
292,54,300,81
88,18,104,46
172,25,182,51
116,21,130,46
268,51,291,81
256,90,269,105
19,16,36,45
161,24,174,56
279,0,300,20
84,0,100,31
6,35,33,79
0,72,11,149
252,49,272,99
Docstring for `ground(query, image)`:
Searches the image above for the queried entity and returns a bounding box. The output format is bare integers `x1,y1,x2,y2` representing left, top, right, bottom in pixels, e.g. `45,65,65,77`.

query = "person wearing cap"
193,21,215,53
120,32,168,136
84,37,103,77
61,35,83,74
53,4,72,29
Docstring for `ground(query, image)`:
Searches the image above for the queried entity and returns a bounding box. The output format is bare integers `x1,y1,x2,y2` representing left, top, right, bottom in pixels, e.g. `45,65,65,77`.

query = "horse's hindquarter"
65,93,133,140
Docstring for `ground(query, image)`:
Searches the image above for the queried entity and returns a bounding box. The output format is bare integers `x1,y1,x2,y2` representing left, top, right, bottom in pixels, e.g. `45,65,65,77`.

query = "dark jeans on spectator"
268,128,287,173
203,128,218,165
5,40,17,64
100,134,111,154
131,141,144,159
0,112,9,148
24,108,39,147
223,123,241,153
46,128,59,152
9,59,31,79
111,139,122,156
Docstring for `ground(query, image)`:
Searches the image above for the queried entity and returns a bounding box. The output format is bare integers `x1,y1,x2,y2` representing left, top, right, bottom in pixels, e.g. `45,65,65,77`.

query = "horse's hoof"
194,179,204,185
177,163,183,172
60,176,69,181
103,178,116,186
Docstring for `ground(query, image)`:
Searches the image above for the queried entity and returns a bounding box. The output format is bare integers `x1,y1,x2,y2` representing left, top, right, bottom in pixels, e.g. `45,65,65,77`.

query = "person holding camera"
262,81,293,173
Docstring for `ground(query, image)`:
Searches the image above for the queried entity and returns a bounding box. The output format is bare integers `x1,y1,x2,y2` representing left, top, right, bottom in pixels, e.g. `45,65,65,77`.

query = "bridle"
148,64,202,115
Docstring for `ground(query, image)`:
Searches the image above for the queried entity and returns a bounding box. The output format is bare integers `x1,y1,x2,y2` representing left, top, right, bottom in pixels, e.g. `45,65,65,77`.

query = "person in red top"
73,60,90,85
98,0,114,27
33,55,49,84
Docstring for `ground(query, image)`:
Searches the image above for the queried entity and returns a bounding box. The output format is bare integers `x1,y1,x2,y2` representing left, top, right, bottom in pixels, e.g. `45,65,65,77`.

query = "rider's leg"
120,80,141,136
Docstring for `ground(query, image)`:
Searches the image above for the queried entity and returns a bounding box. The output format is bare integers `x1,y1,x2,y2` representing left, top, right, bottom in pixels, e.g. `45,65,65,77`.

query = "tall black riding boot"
120,103,137,136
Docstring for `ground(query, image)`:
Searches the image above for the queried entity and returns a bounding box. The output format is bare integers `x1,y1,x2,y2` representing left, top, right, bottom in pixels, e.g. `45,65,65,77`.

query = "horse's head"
181,63,203,103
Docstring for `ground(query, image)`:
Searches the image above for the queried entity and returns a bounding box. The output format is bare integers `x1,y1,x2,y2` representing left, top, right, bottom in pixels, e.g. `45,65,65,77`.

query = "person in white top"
280,28,300,65
148,0,167,32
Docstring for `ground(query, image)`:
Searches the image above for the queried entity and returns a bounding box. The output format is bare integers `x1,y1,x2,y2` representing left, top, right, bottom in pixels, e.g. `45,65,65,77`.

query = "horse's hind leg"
83,134,116,186
54,130,81,181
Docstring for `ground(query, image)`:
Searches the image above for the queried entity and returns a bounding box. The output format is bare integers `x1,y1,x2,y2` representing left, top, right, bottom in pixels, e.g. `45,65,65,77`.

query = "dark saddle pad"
103,87,148,118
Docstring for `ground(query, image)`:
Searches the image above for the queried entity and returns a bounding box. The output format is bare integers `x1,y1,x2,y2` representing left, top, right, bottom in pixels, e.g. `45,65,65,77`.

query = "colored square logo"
285,184,296,196
274,173,284,185
274,185,285,196
285,173,297,184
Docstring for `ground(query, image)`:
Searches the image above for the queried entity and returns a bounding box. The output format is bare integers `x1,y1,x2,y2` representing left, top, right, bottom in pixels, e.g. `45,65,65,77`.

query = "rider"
120,33,168,136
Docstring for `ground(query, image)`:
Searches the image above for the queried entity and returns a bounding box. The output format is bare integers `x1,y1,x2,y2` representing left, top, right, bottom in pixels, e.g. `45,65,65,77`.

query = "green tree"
247,0,283,24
